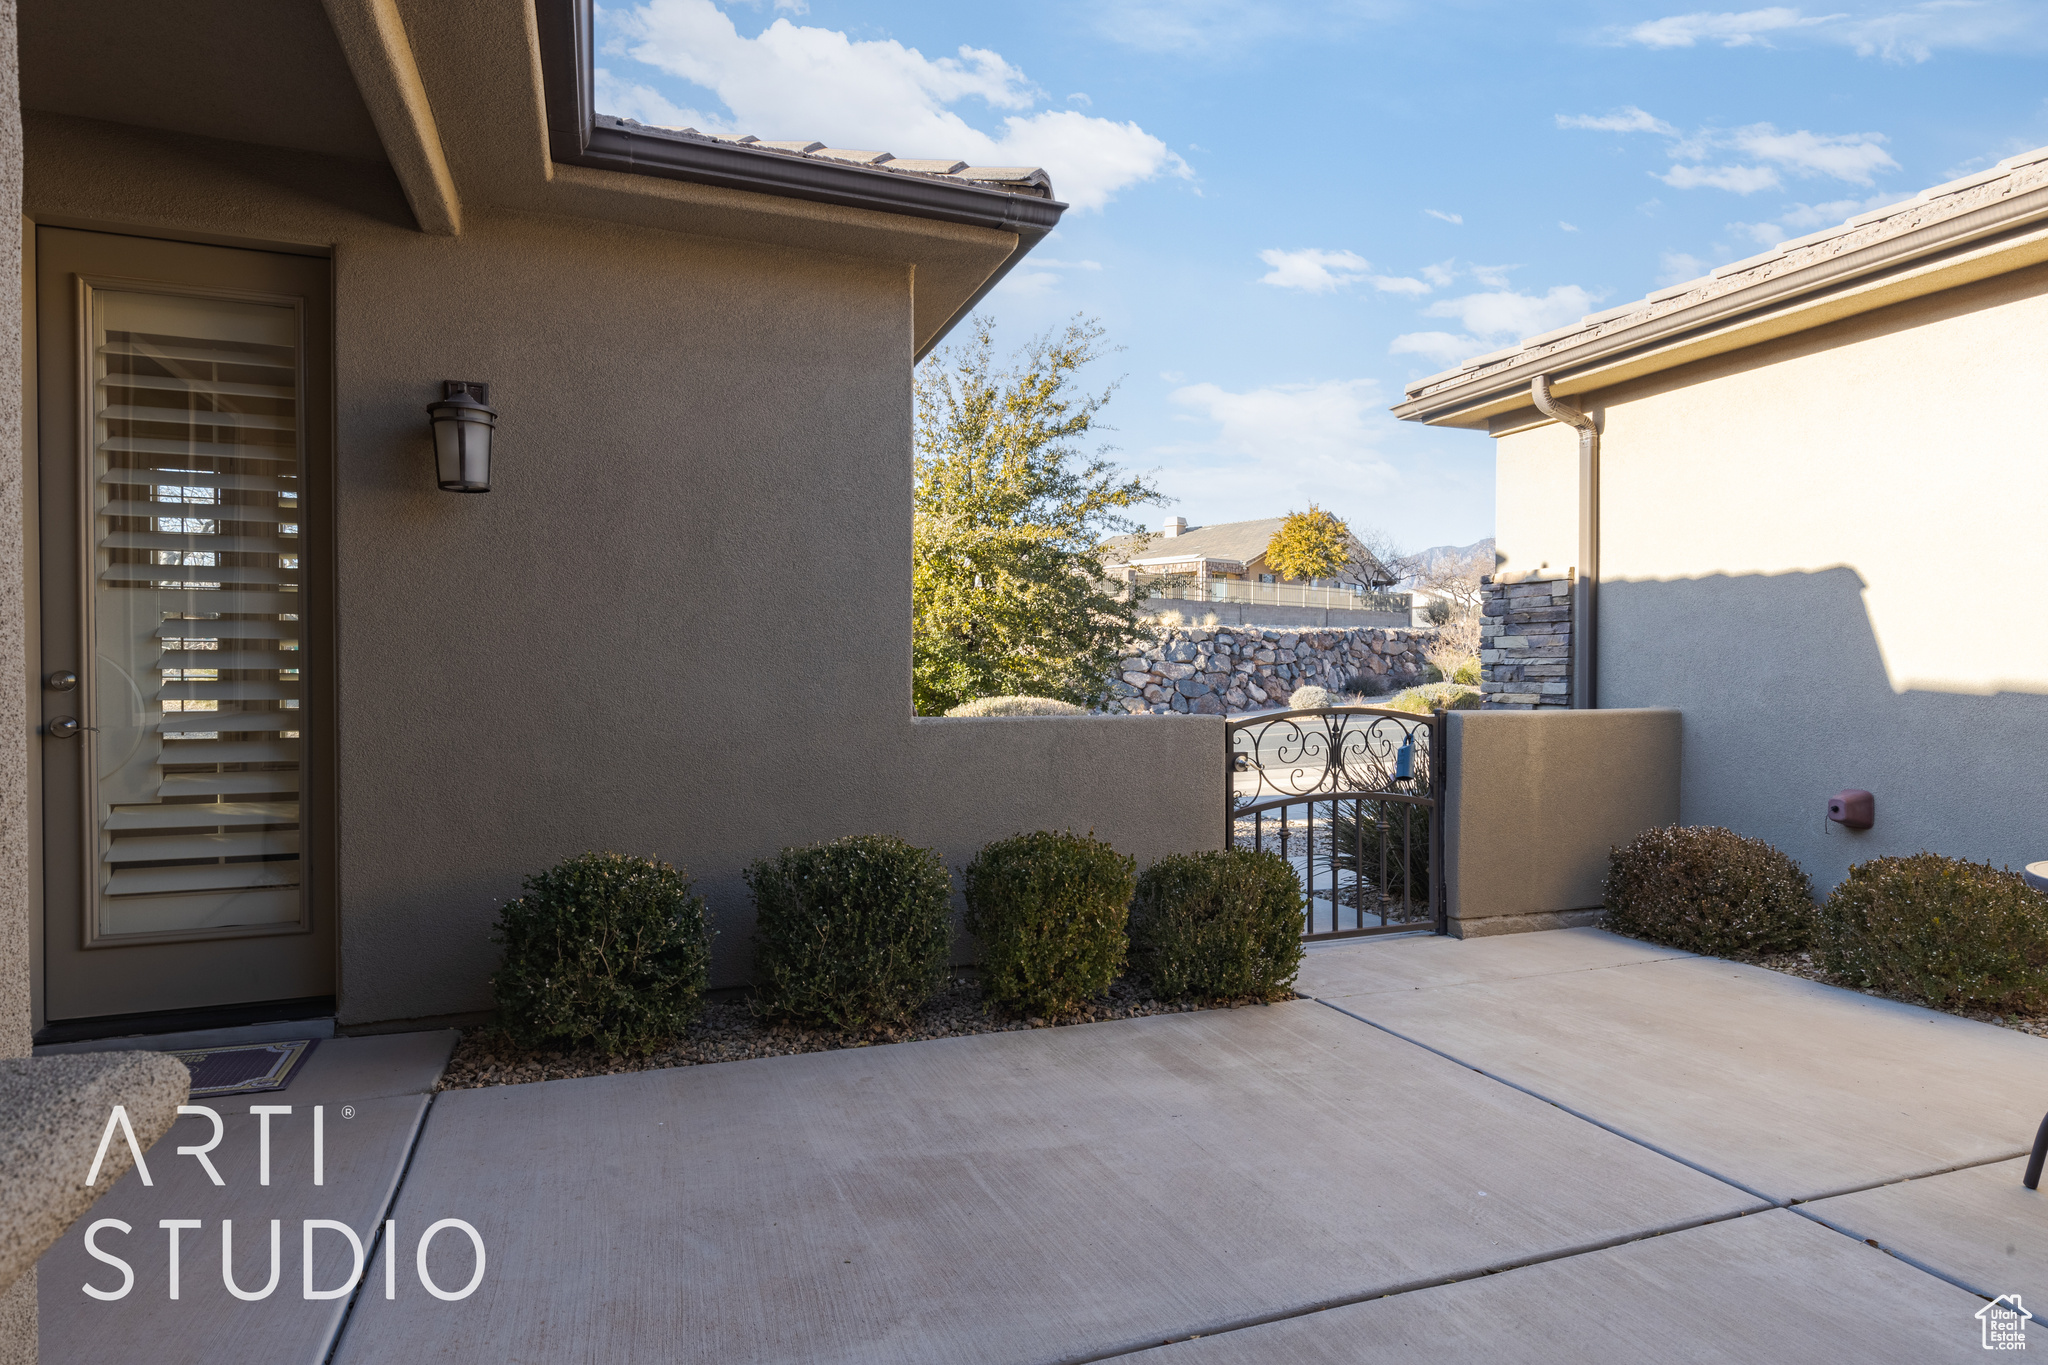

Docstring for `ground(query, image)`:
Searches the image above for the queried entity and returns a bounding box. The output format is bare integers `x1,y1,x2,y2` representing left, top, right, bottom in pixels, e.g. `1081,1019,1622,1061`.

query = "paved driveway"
38,930,2048,1362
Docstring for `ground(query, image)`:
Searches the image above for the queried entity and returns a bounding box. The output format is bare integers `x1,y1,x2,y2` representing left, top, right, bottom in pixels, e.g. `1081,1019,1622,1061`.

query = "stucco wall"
25,114,1223,1025
1492,263,2048,895
1442,709,1680,937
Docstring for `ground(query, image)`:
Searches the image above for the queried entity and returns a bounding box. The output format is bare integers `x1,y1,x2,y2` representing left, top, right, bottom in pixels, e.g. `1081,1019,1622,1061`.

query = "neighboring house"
1104,517,1398,590
1392,142,2048,894
0,0,1221,1042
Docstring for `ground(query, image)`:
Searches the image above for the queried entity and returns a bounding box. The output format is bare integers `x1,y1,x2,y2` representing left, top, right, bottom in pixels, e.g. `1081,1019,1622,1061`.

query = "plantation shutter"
91,288,305,938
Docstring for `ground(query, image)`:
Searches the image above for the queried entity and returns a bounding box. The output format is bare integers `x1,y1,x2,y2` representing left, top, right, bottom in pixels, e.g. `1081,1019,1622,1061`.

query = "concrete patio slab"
1299,926,1691,999
283,1029,457,1106
35,1032,454,1365
1127,1208,2011,1363
1805,1157,2048,1303
332,1001,1758,1365
38,1094,427,1365
1323,945,2048,1201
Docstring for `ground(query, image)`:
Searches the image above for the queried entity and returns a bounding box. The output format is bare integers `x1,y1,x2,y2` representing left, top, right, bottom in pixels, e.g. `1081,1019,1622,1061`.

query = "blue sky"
594,1,2048,552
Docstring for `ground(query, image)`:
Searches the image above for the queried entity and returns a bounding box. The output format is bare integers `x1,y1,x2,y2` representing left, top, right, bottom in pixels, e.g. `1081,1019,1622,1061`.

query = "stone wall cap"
0,1052,190,1296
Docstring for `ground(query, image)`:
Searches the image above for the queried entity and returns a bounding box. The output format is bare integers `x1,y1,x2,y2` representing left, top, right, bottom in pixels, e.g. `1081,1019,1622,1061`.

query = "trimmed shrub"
1287,684,1333,710
1383,682,1481,714
491,851,712,1053
1131,849,1304,1000
1815,854,2048,1012
747,834,954,1030
945,695,1088,718
963,831,1136,1018
1602,825,1813,958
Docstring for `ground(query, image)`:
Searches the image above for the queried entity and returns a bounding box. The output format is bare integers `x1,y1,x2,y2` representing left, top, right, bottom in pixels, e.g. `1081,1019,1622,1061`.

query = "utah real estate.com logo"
78,1104,485,1302
1980,1295,2032,1351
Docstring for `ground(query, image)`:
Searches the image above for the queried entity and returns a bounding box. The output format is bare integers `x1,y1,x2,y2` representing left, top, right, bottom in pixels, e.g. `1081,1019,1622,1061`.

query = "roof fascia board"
1395,180,2048,429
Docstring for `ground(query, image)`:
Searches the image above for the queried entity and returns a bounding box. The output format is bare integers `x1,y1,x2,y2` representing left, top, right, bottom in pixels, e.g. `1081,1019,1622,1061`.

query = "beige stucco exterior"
1489,260,2048,894
12,1,1224,1033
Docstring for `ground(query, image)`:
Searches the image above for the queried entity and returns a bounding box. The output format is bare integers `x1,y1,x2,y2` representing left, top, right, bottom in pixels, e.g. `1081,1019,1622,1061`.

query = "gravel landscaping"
1751,950,2048,1039
438,976,1282,1091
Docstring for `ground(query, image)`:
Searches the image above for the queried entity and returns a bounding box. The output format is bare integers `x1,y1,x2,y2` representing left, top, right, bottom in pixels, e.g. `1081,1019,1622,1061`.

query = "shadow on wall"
1601,566,2048,897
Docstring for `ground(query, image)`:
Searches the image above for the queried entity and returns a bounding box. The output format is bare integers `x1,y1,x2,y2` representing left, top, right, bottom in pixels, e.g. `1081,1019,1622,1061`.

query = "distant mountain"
1403,538,1496,580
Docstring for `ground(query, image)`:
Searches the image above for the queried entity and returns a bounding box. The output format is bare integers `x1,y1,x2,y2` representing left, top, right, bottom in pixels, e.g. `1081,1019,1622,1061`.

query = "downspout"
1529,375,1598,709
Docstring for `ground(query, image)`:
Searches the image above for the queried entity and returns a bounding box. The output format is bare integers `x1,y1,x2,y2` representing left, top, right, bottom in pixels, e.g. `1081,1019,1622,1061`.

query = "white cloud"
1257,248,1372,293
1033,257,1104,270
1728,220,1788,246
1066,92,1092,106
1424,284,1602,341
1657,163,1783,193
1777,192,1897,227
1560,221,1580,231
1605,3,2048,63
1727,191,1901,245
1389,332,1481,366
1731,125,1897,182
1164,378,1398,494
603,0,1189,210
1419,260,1458,288
1556,106,1678,135
1467,262,1519,288
1369,275,1433,296
992,270,1063,299
1425,209,1464,224
1615,7,1842,49
1657,251,1711,285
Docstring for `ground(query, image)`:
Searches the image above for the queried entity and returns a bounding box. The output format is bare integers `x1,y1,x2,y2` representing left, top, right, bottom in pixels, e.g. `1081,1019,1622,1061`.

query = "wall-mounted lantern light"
427,381,496,492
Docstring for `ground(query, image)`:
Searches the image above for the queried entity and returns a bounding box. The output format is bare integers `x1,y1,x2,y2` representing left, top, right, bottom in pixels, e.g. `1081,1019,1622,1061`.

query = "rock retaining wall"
1108,626,1436,715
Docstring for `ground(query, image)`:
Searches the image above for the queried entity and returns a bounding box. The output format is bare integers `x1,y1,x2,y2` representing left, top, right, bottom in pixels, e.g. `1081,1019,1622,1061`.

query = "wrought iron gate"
1227,706,1446,939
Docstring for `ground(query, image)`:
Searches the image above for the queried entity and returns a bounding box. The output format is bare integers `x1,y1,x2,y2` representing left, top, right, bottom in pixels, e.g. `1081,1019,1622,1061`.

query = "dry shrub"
1816,854,2048,1012
1603,825,1813,958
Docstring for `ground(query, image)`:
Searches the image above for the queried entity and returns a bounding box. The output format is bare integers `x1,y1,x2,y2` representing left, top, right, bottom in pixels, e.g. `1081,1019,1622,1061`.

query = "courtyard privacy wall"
1492,261,2048,897
1112,626,1434,715
1442,709,1681,938
25,110,1225,1023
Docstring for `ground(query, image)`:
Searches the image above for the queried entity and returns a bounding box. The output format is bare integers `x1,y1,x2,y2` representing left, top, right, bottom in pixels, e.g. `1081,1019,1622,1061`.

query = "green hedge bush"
490,851,712,1053
747,834,954,1030
1602,825,1813,958
1130,849,1304,1000
1816,854,2048,1012
964,830,1135,1018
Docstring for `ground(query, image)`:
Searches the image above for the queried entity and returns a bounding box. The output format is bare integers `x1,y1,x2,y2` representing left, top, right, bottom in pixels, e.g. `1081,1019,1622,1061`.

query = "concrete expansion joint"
320,1090,442,1365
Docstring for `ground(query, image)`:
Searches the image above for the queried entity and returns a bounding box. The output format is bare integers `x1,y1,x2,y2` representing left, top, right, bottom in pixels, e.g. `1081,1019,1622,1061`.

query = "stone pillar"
1477,573,1573,709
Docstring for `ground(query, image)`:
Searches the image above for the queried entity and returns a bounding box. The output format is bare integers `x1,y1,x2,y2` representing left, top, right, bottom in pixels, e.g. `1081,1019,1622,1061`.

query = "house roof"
1103,518,1396,583
1107,518,1288,570
606,121,1057,201
1393,141,2048,430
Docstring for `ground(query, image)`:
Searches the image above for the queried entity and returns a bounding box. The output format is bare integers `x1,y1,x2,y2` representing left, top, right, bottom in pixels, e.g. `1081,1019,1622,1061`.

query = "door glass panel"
90,288,303,938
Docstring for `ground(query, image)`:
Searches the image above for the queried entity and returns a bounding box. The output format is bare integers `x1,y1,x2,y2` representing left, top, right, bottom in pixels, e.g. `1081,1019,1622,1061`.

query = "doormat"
167,1039,319,1098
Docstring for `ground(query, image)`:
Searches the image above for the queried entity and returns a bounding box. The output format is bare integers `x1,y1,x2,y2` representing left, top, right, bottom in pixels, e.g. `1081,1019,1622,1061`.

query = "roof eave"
1393,175,2048,430
534,0,1067,360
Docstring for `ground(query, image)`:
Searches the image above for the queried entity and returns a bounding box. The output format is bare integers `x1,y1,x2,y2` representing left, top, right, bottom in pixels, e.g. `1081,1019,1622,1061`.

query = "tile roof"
1400,141,2048,406
599,117,1055,199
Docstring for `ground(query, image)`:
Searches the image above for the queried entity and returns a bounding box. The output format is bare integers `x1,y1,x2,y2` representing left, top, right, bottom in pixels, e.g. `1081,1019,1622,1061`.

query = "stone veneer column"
1478,573,1573,709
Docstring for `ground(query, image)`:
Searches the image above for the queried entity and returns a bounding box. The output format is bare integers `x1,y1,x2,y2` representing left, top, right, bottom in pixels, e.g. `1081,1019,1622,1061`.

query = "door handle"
44,717,87,738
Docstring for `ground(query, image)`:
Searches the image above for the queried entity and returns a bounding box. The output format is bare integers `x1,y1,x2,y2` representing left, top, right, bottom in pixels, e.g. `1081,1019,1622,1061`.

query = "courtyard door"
37,228,334,1024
